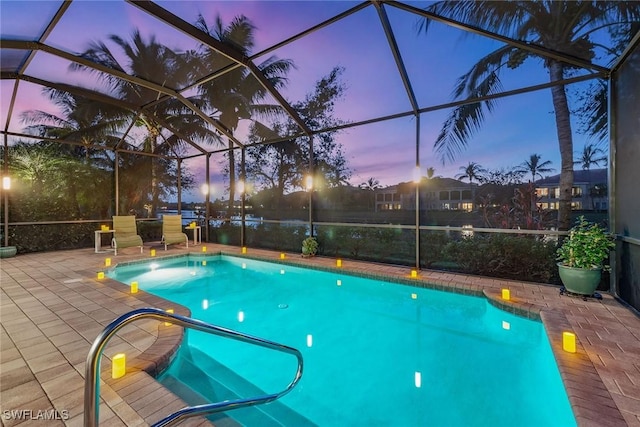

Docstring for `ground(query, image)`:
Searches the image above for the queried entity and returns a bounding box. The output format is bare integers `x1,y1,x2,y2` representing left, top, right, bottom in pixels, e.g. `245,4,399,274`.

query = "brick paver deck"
1,244,639,426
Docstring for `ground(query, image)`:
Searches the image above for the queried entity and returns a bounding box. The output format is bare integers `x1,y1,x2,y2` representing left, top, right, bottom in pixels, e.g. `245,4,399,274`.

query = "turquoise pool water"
109,255,575,427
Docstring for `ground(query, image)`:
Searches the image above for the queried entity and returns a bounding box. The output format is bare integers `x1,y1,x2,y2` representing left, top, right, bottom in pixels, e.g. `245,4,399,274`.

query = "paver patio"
1,244,639,426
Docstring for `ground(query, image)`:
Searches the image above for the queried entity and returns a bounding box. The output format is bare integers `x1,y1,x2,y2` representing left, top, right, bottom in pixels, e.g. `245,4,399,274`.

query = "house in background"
535,168,608,211
375,178,476,212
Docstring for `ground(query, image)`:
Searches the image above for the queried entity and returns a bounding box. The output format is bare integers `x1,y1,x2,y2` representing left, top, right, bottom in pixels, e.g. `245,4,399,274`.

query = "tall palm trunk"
549,60,574,231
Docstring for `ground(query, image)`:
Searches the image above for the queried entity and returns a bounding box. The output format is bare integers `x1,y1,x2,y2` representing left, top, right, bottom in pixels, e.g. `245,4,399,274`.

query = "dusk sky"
1,1,615,202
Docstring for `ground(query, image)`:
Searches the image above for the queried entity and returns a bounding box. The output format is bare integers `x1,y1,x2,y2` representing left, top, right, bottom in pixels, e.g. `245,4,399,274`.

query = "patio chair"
112,215,144,256
162,214,188,251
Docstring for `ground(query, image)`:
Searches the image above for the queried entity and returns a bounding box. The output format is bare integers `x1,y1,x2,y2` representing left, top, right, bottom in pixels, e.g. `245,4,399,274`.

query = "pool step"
160,346,315,427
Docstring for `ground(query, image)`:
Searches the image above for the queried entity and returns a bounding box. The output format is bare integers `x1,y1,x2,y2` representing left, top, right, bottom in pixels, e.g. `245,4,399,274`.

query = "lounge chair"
162,214,189,250
112,215,144,256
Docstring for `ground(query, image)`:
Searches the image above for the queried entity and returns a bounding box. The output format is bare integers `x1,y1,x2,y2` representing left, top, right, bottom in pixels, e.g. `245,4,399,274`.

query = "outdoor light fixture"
242,246,247,254
165,309,174,326
563,332,576,353
411,269,418,278
502,321,511,330
202,246,207,253
130,281,138,294
150,249,156,257
2,176,10,190
337,280,342,286
236,180,245,194
280,253,285,259
502,289,511,300
336,259,342,267
105,258,111,267
305,175,313,191
412,166,421,184
101,225,109,231
411,293,417,299
97,272,104,280
111,353,126,379
200,184,209,195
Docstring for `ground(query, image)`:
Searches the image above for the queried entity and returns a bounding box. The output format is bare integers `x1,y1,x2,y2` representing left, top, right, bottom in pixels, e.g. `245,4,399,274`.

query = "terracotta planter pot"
558,263,602,295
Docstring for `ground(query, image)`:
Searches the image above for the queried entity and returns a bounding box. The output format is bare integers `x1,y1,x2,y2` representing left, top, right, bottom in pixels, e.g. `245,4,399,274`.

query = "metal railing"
84,307,304,427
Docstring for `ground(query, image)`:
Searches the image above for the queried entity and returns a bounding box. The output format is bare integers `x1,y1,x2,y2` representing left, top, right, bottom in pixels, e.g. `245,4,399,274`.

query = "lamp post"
237,179,245,248
306,175,313,238
413,166,421,271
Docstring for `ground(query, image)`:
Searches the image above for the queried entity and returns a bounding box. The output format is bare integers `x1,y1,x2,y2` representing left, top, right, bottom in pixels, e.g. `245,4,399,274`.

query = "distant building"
375,177,476,212
535,168,608,210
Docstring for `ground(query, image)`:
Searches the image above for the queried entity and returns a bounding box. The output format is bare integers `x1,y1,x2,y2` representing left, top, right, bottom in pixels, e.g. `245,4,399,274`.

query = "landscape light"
111,354,126,379
105,258,111,267
130,281,138,294
97,272,104,280
501,289,511,300
336,259,342,267
165,309,174,326
563,332,576,353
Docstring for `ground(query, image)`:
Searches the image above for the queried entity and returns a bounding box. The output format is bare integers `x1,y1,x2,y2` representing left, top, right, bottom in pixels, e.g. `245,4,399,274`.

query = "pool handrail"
84,307,304,427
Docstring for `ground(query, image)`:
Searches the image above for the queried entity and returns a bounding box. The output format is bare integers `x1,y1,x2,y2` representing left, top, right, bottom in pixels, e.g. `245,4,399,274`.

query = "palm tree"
73,30,217,216
576,143,607,171
420,2,640,230
515,154,554,183
455,161,486,207
576,143,607,209
360,177,381,210
455,161,486,184
194,14,294,215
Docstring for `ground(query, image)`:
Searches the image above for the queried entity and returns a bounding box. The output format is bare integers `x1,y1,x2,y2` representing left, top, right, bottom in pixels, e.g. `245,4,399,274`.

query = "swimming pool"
109,255,575,427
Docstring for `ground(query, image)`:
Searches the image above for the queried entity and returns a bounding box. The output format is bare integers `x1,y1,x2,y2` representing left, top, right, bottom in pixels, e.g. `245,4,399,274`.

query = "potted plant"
556,216,615,296
302,236,319,257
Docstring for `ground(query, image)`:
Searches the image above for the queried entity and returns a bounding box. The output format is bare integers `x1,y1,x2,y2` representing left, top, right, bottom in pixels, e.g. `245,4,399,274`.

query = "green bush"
441,234,560,284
